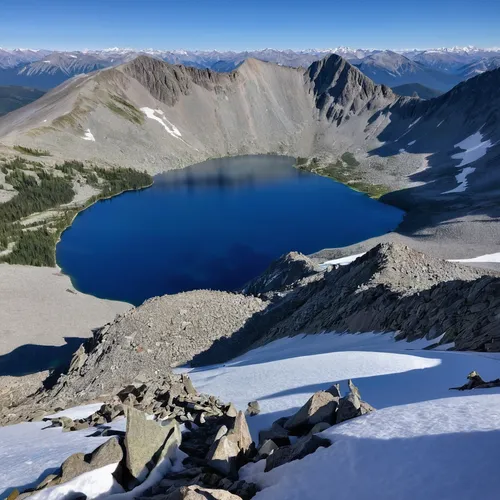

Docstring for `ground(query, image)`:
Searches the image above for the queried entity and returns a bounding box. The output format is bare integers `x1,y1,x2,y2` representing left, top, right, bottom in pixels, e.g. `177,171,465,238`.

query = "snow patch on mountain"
442,130,492,194
82,129,95,141
141,107,182,139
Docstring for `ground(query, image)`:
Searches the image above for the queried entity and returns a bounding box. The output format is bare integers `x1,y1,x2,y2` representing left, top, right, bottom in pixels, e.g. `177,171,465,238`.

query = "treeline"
94,167,152,195
2,227,57,266
0,171,74,223
0,159,152,266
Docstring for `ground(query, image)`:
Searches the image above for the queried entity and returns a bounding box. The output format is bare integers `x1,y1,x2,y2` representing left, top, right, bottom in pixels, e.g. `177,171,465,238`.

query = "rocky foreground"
2,242,500,497
9,373,373,499
2,242,499,425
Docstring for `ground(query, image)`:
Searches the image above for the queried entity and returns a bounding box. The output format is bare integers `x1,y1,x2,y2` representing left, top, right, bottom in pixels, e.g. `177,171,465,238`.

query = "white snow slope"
2,333,500,499
443,130,493,194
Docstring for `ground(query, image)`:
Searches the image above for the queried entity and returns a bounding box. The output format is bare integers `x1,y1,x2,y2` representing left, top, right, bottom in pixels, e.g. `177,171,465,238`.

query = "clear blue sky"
1,0,499,51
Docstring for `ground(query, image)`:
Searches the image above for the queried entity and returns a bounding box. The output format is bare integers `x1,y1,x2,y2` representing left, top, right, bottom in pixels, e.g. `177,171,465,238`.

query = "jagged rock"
450,371,500,390
326,383,341,398
258,422,290,447
214,425,228,441
225,403,238,418
231,412,253,453
61,437,123,482
257,439,278,459
165,485,243,500
265,434,331,472
68,344,87,373
242,251,321,296
44,416,74,431
284,391,338,431
309,422,331,434
336,391,361,424
182,375,197,395
348,379,360,399
246,401,260,417
125,407,181,481
206,435,240,476
337,381,375,423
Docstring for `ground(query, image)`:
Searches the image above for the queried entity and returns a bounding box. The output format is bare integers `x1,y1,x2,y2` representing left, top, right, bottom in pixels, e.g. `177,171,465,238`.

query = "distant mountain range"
1,46,500,91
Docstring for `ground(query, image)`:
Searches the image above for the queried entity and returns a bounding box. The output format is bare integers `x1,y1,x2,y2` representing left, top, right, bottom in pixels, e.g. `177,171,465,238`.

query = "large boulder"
206,435,240,476
25,437,124,493
125,407,181,481
337,380,374,424
284,391,338,431
258,422,290,447
265,434,331,472
206,411,253,476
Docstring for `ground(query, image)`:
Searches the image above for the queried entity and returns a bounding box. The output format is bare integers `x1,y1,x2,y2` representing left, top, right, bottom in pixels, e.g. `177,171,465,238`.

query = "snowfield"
242,395,500,500
2,332,500,499
141,107,182,139
443,130,492,194
82,129,95,141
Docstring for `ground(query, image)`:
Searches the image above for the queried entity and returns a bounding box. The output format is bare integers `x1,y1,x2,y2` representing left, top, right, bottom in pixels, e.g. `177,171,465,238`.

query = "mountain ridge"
1,53,500,218
2,46,500,92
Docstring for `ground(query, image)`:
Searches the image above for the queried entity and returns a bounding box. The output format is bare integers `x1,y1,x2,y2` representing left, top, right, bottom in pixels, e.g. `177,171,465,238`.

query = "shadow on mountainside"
0,337,86,377
250,429,500,499
190,257,500,367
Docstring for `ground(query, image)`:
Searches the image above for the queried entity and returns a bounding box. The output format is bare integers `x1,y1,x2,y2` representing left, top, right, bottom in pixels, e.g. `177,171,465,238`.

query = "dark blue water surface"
57,156,404,305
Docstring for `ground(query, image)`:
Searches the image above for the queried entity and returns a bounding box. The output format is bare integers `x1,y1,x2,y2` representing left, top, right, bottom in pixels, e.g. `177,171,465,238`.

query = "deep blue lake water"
57,156,404,305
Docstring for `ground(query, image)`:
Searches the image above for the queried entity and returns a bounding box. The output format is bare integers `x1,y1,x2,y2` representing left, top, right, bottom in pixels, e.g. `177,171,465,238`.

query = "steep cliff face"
307,54,396,124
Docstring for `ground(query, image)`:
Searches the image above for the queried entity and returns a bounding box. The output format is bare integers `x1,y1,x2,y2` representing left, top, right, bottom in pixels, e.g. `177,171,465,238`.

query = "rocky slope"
3,243,499,427
1,53,499,212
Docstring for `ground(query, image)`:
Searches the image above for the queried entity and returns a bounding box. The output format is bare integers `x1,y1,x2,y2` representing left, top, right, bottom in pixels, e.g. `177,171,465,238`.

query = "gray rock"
265,434,331,472
336,392,362,424
259,422,290,447
214,425,228,442
32,437,124,490
225,403,238,418
246,401,260,417
166,485,243,500
206,435,240,476
182,375,197,395
284,391,338,431
125,407,181,481
230,412,252,453
242,251,321,296
309,422,331,434
257,439,278,458
326,383,341,398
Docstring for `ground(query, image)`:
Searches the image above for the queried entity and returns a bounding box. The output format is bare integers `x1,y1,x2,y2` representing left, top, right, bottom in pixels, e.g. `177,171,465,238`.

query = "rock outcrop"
242,251,322,297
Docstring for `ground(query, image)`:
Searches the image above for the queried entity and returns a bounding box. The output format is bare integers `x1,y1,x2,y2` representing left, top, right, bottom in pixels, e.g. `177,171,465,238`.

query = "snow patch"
437,120,444,127
442,130,492,194
451,131,492,168
442,166,476,194
177,331,500,441
399,148,406,153
243,395,500,500
408,140,416,146
408,117,421,128
449,252,500,264
0,420,120,498
321,253,365,268
141,107,182,139
82,129,95,141
30,463,123,500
